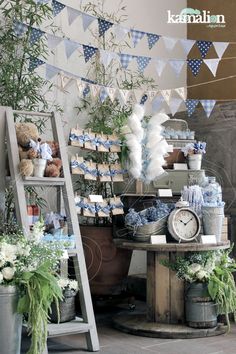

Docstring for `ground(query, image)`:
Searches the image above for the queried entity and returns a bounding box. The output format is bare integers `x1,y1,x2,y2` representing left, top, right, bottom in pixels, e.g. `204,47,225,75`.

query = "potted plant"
0,222,63,354
161,248,236,331
181,141,206,170
50,277,79,323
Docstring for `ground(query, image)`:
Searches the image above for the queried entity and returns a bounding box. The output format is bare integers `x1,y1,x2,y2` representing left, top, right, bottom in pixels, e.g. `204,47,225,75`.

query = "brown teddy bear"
16,122,62,177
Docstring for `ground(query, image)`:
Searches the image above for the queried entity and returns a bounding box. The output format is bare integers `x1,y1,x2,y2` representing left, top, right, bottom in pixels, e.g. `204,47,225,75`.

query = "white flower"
188,263,202,274
57,278,69,289
196,270,209,280
0,243,17,263
2,267,15,280
0,254,5,267
69,280,78,292
0,272,3,283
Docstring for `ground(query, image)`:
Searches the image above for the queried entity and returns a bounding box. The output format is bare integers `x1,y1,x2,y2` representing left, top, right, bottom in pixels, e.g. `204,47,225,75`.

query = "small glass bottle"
202,176,222,206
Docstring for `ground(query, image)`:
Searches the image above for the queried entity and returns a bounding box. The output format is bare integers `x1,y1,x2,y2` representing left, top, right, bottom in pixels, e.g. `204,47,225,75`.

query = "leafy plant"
161,249,236,331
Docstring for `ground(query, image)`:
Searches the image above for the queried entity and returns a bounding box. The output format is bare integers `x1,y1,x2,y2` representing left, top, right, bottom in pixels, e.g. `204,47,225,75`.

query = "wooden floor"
21,301,236,354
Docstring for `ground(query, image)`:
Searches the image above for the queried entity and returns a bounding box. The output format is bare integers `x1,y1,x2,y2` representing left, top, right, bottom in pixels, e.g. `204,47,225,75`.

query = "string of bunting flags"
29,56,233,119
14,21,230,78
33,0,231,58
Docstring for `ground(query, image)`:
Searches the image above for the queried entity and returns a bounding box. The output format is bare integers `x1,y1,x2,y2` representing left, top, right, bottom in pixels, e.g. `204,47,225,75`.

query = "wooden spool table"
113,240,230,339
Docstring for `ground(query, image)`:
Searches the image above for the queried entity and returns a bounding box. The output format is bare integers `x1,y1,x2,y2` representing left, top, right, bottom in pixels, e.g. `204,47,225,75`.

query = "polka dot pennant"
83,85,90,97
130,29,145,48
140,94,148,105
30,28,44,45
82,45,98,63
196,40,213,59
147,33,160,50
187,59,203,76
136,56,151,72
52,0,65,17
185,99,199,117
98,19,113,37
29,57,45,72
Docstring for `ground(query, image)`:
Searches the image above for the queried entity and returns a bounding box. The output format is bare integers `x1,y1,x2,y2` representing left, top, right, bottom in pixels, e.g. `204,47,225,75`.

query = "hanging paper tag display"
83,130,96,150
110,163,124,182
82,197,96,217
108,134,121,153
96,133,109,152
96,200,110,217
97,163,111,182
109,196,124,215
69,127,84,147
84,161,97,181
70,155,85,175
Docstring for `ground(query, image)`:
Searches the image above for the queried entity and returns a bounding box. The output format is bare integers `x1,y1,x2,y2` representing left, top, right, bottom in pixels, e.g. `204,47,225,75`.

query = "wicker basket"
50,290,76,323
126,215,168,242
162,118,188,131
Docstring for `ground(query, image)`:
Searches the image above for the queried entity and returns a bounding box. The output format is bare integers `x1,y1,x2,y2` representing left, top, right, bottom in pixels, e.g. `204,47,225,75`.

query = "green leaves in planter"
18,262,63,354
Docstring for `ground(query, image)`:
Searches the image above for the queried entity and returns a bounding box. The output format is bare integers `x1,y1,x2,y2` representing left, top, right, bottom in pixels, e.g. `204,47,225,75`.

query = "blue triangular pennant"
45,64,60,79
200,100,216,118
169,97,183,116
196,40,213,59
64,39,80,59
29,57,45,71
100,87,108,103
187,59,203,76
83,84,90,97
130,29,145,47
67,6,81,25
98,18,113,37
82,13,95,31
47,34,63,49
13,21,27,37
136,56,151,72
82,45,98,63
30,28,44,44
168,59,185,76
147,33,160,50
119,53,134,69
185,99,199,117
152,95,164,113
52,0,65,17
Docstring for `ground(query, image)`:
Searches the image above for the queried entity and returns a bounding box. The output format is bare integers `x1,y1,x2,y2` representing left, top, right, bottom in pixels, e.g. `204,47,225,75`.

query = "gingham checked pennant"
130,29,145,47
200,100,216,118
185,99,199,117
119,53,134,69
187,59,203,76
13,21,27,37
98,18,113,37
196,40,213,59
52,0,65,17
83,45,98,63
146,33,160,50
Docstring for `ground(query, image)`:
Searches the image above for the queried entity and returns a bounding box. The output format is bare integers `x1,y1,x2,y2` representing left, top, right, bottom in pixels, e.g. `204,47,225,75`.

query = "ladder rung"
23,176,65,186
67,249,79,256
47,317,92,337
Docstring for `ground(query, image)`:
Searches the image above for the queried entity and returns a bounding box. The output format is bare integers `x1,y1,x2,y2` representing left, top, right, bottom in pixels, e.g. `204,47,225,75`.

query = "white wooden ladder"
2,107,99,353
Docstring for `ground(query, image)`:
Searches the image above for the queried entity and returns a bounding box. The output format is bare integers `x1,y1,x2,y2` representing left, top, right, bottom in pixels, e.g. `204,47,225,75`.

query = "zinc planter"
202,206,224,242
188,154,202,170
185,282,217,329
0,285,22,354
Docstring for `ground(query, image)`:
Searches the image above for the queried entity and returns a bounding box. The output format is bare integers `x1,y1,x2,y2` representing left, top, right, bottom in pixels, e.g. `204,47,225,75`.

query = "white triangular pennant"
175,87,187,101
90,84,100,98
67,6,81,25
76,79,86,96
169,97,183,116
162,36,178,51
47,34,63,49
82,13,95,31
161,89,172,104
60,73,71,89
64,39,80,59
147,90,158,102
105,87,117,102
203,59,220,76
118,89,130,105
100,50,117,69
113,24,129,42
179,39,195,55
153,59,166,76
133,89,144,103
213,42,229,59
168,59,185,76
200,100,216,118
45,64,60,80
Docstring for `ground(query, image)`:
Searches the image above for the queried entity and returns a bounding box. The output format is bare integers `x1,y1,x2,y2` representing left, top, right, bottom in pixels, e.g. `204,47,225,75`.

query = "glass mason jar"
202,177,222,206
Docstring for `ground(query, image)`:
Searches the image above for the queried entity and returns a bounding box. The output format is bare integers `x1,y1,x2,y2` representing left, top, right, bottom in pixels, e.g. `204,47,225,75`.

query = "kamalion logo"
167,8,225,26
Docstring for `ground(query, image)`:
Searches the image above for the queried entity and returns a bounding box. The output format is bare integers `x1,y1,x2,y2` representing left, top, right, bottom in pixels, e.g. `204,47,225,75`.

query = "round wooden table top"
114,239,230,252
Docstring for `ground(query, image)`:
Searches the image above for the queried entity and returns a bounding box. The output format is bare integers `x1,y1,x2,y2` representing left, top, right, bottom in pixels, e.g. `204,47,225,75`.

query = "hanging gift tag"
97,201,110,217
97,133,110,152
83,130,96,150
82,197,97,217
69,127,84,147
74,194,82,214
109,196,124,215
97,163,111,182
71,155,85,175
108,134,121,152
84,160,97,180
110,163,124,182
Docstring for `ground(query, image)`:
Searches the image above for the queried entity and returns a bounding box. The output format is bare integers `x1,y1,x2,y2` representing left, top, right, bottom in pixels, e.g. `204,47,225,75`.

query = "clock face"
173,209,199,239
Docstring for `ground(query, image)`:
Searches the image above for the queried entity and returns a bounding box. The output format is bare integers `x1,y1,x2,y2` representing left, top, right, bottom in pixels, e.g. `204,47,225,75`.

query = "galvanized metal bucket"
0,285,22,354
185,282,217,329
202,206,224,242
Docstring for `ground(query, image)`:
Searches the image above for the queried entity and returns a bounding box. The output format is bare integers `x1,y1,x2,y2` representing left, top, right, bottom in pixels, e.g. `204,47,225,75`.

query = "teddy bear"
16,122,62,177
